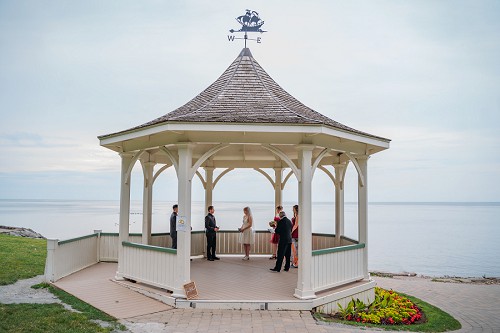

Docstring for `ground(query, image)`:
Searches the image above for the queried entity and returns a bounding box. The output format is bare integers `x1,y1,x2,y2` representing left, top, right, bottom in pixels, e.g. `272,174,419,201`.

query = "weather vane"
228,9,266,48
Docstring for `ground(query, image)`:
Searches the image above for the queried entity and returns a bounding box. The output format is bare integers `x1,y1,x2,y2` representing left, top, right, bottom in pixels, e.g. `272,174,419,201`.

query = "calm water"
1,199,498,278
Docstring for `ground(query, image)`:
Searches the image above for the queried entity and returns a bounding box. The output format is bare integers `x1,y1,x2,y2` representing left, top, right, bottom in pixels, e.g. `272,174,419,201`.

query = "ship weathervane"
228,10,266,47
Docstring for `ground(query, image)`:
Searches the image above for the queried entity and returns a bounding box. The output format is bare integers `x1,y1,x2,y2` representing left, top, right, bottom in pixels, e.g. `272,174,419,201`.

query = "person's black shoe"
208,258,214,261
284,269,289,272
270,268,279,272
213,257,221,260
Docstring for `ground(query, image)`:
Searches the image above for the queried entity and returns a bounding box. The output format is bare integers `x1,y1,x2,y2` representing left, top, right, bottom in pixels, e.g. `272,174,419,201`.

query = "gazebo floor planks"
190,255,298,301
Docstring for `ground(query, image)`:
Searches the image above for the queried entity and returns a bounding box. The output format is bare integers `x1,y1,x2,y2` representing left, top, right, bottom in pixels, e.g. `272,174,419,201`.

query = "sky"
0,1,499,203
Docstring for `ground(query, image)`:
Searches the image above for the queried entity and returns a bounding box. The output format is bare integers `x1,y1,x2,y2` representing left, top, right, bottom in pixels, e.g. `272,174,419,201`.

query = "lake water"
0,199,498,278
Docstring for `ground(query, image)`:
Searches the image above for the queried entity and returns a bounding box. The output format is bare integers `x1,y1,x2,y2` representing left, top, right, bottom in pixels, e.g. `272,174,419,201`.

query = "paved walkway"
124,276,500,333
49,263,500,333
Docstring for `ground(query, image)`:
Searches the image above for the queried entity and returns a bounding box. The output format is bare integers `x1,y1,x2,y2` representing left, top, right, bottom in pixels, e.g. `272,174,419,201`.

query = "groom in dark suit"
205,206,220,261
270,211,292,272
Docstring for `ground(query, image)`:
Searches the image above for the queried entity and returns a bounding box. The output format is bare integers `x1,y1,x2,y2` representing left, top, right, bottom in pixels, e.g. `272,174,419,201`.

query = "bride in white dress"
239,206,254,260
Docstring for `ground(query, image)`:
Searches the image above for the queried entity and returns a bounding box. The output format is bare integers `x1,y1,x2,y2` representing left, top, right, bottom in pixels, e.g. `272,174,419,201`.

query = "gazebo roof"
99,48,388,142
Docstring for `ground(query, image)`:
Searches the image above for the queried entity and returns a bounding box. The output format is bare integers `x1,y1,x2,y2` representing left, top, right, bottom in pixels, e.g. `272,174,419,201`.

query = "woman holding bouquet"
239,206,254,260
269,205,282,259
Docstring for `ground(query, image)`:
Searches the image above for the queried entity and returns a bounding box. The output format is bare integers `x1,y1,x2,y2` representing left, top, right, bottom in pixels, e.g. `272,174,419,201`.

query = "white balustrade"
45,234,98,282
121,241,177,291
311,244,365,293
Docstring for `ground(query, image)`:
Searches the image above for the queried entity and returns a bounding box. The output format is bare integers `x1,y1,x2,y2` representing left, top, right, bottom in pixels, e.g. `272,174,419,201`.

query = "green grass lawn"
0,234,47,285
0,234,126,332
315,292,461,332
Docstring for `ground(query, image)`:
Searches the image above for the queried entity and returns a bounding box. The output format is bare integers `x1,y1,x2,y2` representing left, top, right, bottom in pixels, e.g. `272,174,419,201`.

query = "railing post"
94,230,102,262
44,239,58,282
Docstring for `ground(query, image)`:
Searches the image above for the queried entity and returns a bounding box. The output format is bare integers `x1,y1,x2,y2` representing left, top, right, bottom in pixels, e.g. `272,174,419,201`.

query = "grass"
0,303,116,333
0,235,126,332
315,292,461,332
0,234,47,285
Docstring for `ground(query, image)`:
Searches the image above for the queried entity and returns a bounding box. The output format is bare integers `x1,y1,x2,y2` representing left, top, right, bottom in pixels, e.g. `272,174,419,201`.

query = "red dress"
270,216,280,244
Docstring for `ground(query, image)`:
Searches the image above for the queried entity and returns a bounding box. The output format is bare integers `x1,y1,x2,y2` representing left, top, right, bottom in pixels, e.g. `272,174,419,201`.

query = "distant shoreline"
1,198,499,206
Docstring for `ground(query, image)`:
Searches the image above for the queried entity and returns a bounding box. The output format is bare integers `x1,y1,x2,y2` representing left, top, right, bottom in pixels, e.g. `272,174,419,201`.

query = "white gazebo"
45,47,390,312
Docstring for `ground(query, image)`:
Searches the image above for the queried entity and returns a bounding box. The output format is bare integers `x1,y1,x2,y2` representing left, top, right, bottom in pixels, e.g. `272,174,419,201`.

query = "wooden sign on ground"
183,281,198,300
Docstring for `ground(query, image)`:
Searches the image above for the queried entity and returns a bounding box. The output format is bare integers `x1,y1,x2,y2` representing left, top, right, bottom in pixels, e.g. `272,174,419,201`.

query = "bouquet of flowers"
269,221,277,228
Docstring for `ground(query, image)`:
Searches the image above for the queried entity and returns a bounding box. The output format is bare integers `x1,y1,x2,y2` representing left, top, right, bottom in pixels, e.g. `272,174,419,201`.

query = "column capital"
203,166,215,171
176,143,196,150
296,144,316,151
140,160,156,167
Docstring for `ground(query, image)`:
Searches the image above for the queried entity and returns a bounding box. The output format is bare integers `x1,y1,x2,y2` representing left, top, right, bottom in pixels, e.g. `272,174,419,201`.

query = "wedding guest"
170,204,178,249
269,205,282,259
238,206,254,260
270,211,292,273
205,206,220,261
291,205,299,268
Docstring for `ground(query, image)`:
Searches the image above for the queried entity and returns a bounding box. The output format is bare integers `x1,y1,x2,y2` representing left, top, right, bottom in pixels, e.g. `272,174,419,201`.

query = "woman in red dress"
269,205,282,259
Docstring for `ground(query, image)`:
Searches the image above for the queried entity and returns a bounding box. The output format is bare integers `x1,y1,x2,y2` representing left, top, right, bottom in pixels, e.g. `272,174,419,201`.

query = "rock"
0,225,45,239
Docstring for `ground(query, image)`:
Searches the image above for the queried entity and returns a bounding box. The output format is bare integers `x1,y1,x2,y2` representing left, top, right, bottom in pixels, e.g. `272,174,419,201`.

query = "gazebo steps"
112,267,376,312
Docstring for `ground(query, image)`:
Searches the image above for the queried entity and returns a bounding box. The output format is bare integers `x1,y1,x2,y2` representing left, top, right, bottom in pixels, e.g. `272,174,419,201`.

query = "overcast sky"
0,1,499,203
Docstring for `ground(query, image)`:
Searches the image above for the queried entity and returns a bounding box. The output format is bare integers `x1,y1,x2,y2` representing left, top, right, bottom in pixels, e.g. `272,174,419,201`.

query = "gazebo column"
294,146,316,300
141,161,155,245
116,152,134,280
334,164,346,247
357,156,369,279
172,144,193,298
274,168,283,207
204,167,214,209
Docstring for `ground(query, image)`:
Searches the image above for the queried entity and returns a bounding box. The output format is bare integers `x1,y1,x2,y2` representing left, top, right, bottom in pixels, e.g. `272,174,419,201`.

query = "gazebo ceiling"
99,47,390,165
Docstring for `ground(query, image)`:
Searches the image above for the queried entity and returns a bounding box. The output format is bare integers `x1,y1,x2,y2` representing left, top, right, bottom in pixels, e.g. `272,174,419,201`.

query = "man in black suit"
270,211,292,272
170,204,178,249
205,206,220,261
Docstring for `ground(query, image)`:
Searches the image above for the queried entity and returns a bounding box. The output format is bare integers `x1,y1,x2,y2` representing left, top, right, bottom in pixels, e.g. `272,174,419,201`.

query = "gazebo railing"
311,243,365,293
45,230,361,285
121,241,177,291
45,234,99,282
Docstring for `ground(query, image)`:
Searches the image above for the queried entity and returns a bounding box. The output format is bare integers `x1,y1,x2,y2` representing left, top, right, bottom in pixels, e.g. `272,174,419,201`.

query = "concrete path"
125,276,500,333
38,262,500,333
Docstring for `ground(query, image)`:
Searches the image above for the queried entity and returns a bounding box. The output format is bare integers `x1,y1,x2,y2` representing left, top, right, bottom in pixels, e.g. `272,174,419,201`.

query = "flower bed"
337,287,424,325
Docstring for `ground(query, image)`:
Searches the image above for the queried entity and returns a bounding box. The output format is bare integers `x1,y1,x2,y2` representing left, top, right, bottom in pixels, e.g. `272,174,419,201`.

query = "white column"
294,146,316,299
334,164,345,247
204,167,214,210
116,152,133,280
172,144,193,298
44,239,58,282
274,168,283,208
357,156,369,279
141,161,155,245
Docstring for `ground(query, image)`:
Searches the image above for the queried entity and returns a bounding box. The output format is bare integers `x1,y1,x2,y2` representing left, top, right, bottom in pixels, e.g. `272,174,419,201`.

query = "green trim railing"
122,241,177,254
312,243,365,256
340,235,359,244
58,233,97,245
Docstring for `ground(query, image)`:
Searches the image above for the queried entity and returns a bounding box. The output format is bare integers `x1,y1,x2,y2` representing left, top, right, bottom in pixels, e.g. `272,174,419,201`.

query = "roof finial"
228,9,266,48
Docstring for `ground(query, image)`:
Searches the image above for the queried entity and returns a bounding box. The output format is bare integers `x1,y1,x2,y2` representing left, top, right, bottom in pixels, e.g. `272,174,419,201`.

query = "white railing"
121,241,177,291
45,230,358,283
311,243,365,293
45,234,98,282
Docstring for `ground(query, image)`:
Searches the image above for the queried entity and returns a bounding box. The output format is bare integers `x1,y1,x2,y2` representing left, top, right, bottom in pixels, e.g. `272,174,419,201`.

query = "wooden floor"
191,255,298,301
54,255,299,318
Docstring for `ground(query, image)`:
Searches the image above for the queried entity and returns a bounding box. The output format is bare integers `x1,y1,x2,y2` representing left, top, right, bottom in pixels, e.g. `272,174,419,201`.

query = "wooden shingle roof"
100,48,387,141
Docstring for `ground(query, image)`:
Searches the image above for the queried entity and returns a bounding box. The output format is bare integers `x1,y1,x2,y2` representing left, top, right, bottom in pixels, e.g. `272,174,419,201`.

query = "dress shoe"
284,269,289,272
213,257,220,260
208,258,214,261
270,268,279,272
